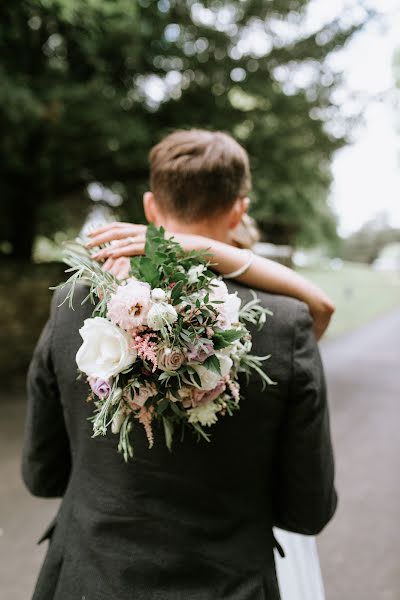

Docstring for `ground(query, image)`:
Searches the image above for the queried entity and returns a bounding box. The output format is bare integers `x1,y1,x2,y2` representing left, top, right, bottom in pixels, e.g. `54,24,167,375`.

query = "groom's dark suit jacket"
22,281,337,600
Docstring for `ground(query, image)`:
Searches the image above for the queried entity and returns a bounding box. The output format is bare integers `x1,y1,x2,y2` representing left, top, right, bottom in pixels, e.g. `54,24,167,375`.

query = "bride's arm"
180,237,334,340
87,224,335,339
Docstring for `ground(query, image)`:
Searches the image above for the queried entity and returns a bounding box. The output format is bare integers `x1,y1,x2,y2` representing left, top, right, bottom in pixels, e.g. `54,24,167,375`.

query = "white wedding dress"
273,529,325,600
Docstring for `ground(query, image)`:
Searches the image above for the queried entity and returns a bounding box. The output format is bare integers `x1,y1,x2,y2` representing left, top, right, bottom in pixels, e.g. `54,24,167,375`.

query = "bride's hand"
100,256,131,280
86,222,148,260
86,221,210,260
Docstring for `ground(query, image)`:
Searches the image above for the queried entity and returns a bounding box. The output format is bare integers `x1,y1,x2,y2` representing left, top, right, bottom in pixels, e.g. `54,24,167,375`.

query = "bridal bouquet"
57,225,274,460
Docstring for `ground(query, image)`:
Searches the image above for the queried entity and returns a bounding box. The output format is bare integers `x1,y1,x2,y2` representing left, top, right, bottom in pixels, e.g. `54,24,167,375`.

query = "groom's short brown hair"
148,129,251,221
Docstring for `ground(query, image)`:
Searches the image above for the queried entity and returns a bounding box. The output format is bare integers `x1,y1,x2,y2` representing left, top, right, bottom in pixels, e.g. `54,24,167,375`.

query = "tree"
340,214,400,264
0,0,368,260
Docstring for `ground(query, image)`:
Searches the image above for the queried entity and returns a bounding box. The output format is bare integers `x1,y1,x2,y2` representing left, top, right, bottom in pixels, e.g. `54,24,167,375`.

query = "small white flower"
187,401,220,427
147,302,178,331
187,264,206,285
151,288,167,302
76,317,137,380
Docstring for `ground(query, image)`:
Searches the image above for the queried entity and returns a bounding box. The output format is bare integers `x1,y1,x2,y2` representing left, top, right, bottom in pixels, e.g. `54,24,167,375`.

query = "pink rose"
190,380,226,407
187,341,214,363
157,347,185,371
127,382,157,409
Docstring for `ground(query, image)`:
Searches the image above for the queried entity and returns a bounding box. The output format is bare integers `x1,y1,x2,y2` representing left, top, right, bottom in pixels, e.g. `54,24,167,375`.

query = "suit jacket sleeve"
22,291,72,497
273,302,338,535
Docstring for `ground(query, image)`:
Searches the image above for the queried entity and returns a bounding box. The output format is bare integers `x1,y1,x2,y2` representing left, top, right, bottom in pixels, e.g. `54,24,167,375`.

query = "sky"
310,0,400,235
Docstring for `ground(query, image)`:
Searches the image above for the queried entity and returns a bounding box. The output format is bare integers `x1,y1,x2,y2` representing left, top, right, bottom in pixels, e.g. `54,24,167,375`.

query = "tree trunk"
1,178,39,262
9,197,37,261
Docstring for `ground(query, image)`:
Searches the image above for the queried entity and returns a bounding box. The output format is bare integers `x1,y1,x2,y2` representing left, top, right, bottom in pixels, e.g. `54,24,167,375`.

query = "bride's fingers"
106,242,145,258
92,236,146,259
86,227,138,248
88,222,146,239
101,257,115,271
91,239,127,258
101,257,127,279
87,221,131,236
112,257,131,279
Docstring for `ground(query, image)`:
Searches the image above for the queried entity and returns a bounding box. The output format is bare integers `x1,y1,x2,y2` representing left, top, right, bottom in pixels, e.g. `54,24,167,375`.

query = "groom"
23,129,337,599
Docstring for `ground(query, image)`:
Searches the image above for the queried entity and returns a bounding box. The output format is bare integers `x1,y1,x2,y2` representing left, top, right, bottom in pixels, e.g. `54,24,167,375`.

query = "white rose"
187,401,220,427
147,302,178,331
217,353,234,378
151,287,167,302
187,264,206,285
218,292,242,329
76,317,137,380
192,353,233,390
208,278,229,302
224,293,241,323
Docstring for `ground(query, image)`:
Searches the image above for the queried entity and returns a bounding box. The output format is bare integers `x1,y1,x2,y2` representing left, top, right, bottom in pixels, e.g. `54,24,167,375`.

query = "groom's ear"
228,197,250,230
143,191,158,224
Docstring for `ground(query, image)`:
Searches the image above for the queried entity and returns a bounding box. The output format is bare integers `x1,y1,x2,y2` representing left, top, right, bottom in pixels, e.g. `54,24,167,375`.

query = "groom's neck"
154,216,233,245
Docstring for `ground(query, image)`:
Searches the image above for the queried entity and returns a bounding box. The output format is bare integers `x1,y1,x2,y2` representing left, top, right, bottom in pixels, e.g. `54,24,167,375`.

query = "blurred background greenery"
0,0,399,380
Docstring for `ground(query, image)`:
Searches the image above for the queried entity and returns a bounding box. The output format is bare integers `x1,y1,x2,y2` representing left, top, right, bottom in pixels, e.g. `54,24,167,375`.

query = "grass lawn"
299,262,400,338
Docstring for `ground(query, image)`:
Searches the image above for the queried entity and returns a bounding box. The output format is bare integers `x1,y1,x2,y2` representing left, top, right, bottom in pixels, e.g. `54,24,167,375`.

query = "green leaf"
203,354,221,376
213,329,242,350
157,398,169,414
220,329,243,343
163,417,174,451
170,401,184,417
180,330,193,343
213,335,230,350
171,280,184,304
191,370,202,387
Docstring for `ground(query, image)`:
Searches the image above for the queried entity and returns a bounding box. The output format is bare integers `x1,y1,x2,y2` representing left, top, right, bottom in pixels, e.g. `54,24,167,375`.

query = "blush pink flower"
158,347,185,371
127,382,157,409
225,377,240,404
134,333,159,372
189,380,226,407
107,279,151,332
137,406,154,448
187,341,214,363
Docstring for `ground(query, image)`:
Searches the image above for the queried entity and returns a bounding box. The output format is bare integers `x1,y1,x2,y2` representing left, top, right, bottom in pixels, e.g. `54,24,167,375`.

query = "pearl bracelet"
223,249,255,279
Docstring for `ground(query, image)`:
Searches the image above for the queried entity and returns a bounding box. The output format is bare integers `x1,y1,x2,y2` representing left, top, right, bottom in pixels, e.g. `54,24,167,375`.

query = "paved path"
0,390,59,600
1,310,399,599
318,309,400,600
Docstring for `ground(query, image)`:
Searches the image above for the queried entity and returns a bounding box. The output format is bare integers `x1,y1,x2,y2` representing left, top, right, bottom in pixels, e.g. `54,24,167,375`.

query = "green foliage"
0,1,368,259
129,224,210,291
